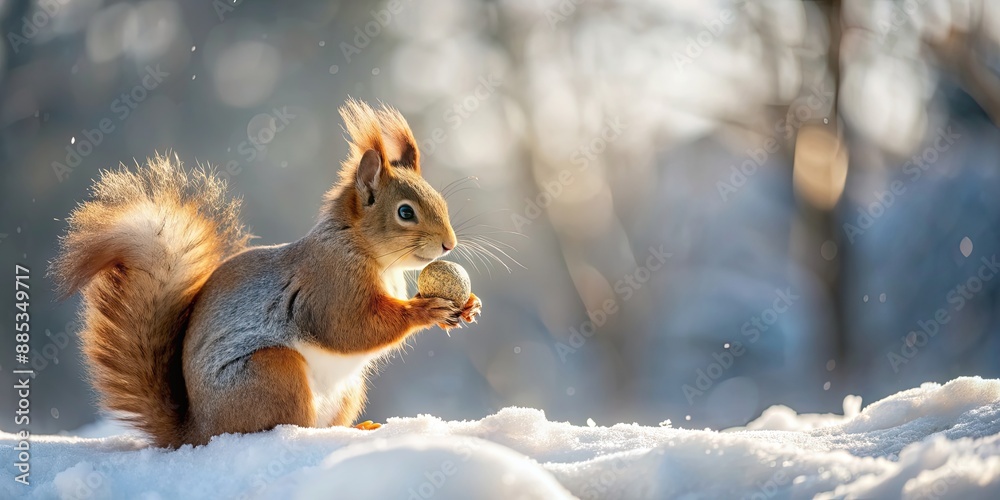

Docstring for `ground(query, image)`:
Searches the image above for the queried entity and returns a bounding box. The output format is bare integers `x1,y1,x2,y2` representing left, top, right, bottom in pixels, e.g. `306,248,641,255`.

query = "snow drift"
3,377,1000,499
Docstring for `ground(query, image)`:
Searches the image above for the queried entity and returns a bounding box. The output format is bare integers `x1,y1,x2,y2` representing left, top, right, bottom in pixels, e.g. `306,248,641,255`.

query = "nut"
417,261,471,305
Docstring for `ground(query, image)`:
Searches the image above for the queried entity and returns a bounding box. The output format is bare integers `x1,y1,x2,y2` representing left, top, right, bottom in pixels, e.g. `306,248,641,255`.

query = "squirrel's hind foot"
354,420,382,431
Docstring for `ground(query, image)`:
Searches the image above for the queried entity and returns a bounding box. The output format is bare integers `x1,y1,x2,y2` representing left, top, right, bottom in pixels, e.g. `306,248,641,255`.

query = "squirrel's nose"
442,231,457,253
442,234,457,253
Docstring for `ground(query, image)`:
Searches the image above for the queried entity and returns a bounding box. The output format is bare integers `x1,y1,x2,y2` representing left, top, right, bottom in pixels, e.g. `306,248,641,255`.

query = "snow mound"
3,377,1000,499
262,435,573,500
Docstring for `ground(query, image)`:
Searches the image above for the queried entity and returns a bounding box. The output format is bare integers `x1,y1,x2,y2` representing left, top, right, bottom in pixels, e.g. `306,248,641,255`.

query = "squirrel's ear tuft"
337,98,391,190
356,149,382,205
377,104,421,174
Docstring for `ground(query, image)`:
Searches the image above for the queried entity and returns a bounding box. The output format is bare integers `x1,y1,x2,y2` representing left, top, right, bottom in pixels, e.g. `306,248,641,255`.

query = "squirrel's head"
328,99,456,271
353,149,456,270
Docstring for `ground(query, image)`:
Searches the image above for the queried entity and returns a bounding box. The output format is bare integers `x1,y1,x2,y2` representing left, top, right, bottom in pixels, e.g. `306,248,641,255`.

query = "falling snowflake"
960,237,973,257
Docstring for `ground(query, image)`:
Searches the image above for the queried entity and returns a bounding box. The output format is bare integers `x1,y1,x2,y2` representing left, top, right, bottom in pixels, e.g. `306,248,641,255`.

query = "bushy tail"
52,154,249,447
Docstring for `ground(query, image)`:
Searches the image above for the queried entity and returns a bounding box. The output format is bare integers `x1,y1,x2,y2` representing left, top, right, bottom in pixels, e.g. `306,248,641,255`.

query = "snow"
3,377,1000,499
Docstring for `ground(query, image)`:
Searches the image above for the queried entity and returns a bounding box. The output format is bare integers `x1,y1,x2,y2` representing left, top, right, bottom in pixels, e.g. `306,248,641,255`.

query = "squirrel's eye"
397,204,415,221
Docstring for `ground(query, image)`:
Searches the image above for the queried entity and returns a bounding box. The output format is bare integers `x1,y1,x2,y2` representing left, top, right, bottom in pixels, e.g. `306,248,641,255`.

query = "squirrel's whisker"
440,176,472,196
454,245,483,276
444,186,479,201
463,239,516,273
373,243,417,260
453,209,511,232
476,237,524,270
381,246,419,276
449,199,474,222
440,176,480,197
464,234,518,252
458,240,494,278
456,224,527,238
462,240,502,275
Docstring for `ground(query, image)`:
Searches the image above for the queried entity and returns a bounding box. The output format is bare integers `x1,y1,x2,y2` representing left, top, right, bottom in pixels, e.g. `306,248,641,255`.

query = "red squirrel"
53,99,482,447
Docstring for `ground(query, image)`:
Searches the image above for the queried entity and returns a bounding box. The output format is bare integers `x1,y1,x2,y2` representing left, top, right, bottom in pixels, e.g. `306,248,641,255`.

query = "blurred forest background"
2,0,1000,435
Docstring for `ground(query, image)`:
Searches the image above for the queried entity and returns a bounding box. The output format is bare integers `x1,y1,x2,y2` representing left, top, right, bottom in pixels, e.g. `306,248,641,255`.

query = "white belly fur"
292,340,374,427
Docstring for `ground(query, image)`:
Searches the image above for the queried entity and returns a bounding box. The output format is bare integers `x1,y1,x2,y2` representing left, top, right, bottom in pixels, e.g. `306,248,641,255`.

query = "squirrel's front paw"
460,292,482,324
411,295,462,330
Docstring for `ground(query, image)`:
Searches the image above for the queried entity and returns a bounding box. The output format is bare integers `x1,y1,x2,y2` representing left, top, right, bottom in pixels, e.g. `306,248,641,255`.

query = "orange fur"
51,154,249,448
186,347,315,445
